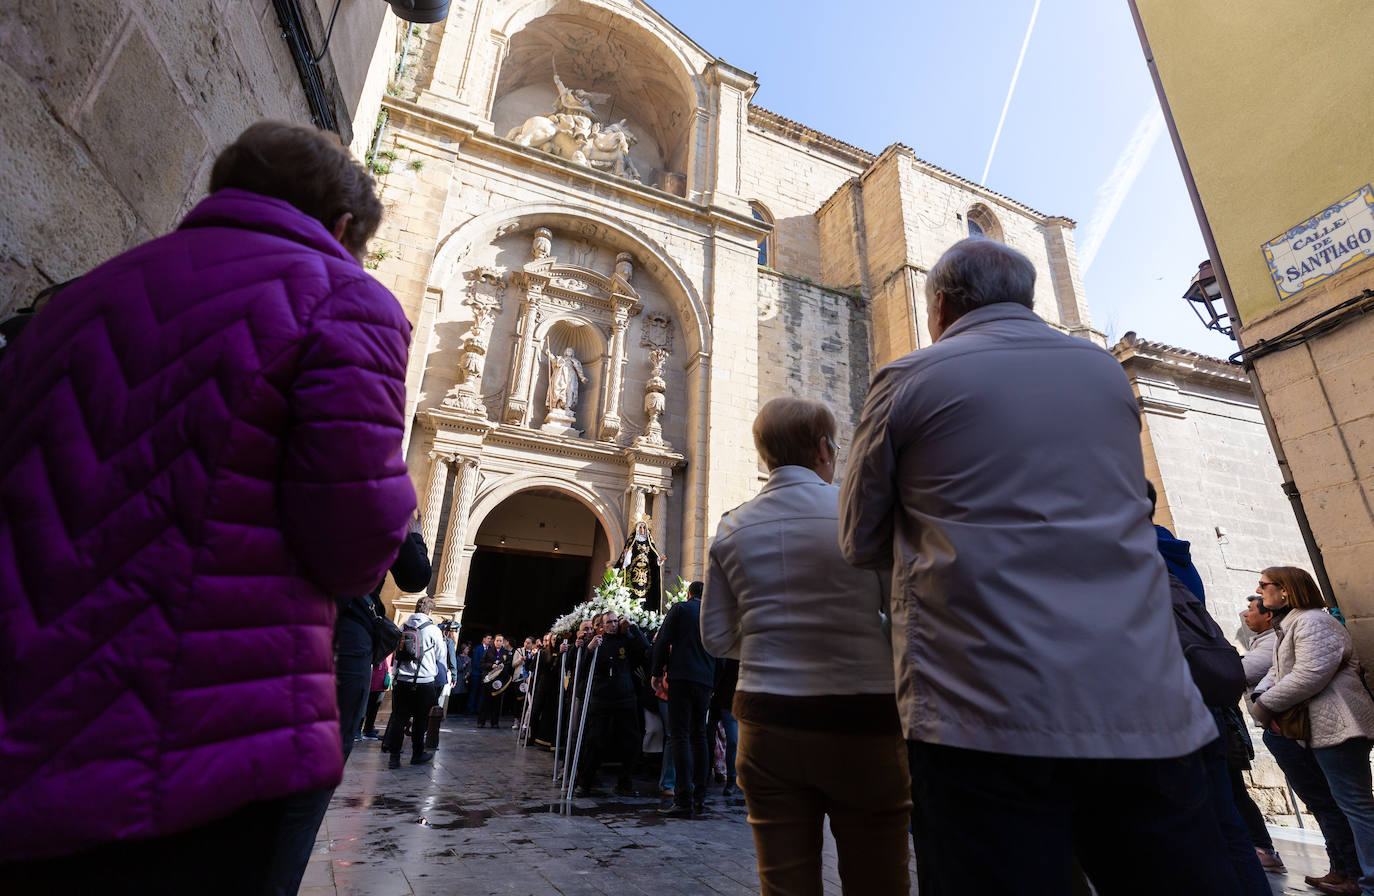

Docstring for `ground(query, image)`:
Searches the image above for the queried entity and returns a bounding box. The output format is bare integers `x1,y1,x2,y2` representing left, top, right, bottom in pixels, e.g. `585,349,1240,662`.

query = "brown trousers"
737,720,912,895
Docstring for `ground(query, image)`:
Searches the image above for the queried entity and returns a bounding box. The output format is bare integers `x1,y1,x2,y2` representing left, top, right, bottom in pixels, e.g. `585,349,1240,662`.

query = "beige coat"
700,466,895,698
1255,608,1374,749
839,303,1215,759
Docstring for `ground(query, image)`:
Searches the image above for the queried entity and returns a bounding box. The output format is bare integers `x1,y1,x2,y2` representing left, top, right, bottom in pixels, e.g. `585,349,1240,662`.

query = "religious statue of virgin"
615,518,664,611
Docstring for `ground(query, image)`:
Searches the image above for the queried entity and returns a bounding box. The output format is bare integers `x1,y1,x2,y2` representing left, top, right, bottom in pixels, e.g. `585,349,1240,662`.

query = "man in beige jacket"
839,237,1234,895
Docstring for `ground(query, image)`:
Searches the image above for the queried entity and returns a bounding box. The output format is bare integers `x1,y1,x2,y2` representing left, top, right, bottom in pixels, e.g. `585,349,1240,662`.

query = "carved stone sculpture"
545,346,586,411
442,269,505,417
635,347,669,448
505,67,642,182
541,345,587,436
532,227,552,260
614,252,634,283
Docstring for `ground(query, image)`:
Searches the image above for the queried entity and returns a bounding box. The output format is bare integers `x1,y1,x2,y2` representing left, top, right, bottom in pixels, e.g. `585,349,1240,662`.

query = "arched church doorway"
458,488,611,647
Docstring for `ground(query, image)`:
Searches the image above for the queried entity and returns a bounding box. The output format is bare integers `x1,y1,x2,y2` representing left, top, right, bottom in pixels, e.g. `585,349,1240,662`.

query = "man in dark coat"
650,581,715,816
479,635,513,728
575,612,649,794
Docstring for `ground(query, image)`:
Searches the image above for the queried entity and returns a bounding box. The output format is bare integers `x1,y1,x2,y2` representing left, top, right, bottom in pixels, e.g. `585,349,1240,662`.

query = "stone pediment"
515,258,640,322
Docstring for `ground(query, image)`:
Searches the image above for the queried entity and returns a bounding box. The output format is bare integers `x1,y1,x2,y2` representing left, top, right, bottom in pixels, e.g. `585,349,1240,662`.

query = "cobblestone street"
301,707,916,895
298,708,1336,895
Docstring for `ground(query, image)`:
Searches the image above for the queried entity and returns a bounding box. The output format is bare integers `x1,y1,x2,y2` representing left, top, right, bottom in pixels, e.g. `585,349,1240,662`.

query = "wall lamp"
1183,259,1234,340
386,0,450,22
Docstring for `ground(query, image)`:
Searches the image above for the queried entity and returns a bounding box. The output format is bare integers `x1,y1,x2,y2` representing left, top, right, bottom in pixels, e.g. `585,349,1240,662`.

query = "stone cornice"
430,416,686,471
863,144,1067,225
747,105,875,169
446,127,765,240
1111,331,1251,389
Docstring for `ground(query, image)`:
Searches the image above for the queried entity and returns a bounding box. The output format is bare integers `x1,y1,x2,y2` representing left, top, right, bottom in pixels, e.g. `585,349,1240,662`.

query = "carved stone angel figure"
544,346,586,411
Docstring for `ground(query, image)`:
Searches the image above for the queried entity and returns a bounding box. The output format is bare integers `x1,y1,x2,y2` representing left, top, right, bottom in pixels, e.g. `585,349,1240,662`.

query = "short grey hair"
925,237,1035,317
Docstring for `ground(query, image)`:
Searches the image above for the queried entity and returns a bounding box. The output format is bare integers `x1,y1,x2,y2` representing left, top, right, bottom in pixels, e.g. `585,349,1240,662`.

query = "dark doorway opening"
458,549,590,647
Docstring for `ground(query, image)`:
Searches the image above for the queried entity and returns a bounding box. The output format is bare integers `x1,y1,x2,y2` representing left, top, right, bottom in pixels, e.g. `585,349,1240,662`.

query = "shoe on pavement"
693,801,708,816
1308,871,1359,896
722,781,737,797
412,751,435,765
614,778,635,796
387,753,401,769
658,804,692,819
1254,847,1285,873
361,731,380,740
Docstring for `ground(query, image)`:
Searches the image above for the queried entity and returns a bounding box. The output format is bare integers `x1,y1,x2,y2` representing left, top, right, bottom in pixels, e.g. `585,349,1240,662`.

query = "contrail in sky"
981,0,1042,185
1078,106,1165,274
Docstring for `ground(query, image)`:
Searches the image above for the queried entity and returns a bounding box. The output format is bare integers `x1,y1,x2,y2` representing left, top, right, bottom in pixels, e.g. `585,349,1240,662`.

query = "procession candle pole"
554,646,579,785
565,644,599,802
518,651,539,749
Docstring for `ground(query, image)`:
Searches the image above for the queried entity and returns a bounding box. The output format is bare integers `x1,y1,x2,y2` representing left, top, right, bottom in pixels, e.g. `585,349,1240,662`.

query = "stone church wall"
740,118,867,282
756,270,871,481
0,0,393,321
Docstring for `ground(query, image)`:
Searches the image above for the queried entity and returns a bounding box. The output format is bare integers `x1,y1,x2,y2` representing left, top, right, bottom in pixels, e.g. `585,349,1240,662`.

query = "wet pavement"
302,708,1337,895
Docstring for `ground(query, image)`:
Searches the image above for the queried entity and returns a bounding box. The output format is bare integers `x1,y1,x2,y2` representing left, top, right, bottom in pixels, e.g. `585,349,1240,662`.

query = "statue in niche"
544,346,586,412
504,64,642,182
553,69,608,118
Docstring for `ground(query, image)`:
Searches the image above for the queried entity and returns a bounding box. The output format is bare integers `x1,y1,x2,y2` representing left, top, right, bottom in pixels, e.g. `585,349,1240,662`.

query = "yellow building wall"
1134,0,1374,324
1136,1,1374,650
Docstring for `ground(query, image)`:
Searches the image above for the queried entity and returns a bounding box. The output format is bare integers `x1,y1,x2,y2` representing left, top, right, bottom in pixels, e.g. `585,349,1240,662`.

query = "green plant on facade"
409,158,424,171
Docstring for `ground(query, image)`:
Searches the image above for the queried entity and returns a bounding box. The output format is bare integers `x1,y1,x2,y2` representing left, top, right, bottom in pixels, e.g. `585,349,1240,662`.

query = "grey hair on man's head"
925,237,1036,318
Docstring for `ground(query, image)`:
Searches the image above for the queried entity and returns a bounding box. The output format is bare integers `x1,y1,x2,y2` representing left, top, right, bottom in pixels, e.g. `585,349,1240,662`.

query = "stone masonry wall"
0,0,388,320
756,270,871,482
739,123,866,282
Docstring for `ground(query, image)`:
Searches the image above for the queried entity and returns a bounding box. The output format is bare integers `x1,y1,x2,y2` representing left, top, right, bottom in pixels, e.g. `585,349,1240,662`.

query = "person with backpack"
386,596,447,768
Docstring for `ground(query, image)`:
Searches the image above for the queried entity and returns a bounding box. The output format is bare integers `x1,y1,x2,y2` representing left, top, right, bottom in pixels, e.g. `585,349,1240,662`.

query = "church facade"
364,0,1099,635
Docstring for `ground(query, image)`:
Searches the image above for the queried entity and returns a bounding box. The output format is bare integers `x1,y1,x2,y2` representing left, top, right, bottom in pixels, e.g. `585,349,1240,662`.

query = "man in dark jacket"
651,581,716,817
479,635,512,728
575,612,649,795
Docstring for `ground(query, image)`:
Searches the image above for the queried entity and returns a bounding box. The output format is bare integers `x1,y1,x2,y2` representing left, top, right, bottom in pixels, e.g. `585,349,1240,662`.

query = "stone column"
599,309,629,441
436,456,481,602
421,450,453,551
651,489,667,560
628,485,647,523
505,283,543,425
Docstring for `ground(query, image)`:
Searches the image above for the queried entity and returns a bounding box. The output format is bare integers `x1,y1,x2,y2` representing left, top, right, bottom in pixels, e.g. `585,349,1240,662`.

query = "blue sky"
648,0,1237,359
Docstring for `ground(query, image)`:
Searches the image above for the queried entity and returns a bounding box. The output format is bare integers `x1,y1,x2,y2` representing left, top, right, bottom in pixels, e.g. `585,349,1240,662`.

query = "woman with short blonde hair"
701,397,910,895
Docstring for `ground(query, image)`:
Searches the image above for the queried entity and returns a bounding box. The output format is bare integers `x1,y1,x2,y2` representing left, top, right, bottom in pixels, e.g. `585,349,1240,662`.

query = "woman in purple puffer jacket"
0,122,418,892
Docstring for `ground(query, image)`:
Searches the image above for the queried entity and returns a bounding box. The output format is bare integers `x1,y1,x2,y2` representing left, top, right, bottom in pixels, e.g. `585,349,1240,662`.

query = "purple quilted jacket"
0,189,418,860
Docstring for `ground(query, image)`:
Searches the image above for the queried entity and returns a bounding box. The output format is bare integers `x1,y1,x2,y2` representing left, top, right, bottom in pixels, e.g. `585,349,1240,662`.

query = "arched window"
966,204,1002,241
750,202,774,267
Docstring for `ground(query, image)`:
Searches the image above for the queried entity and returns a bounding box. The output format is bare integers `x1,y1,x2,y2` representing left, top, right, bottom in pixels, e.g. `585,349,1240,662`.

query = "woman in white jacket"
699,397,910,896
1252,566,1374,895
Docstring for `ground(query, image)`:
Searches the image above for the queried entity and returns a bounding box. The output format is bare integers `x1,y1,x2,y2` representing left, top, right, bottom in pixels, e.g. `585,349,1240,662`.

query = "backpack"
1168,575,1245,707
397,619,434,669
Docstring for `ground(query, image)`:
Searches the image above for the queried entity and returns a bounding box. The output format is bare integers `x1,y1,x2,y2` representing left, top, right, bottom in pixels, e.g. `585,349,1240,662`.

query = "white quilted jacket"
1255,608,1374,748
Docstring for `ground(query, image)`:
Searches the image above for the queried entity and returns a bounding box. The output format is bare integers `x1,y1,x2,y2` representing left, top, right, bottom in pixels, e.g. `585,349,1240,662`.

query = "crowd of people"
3,119,1374,896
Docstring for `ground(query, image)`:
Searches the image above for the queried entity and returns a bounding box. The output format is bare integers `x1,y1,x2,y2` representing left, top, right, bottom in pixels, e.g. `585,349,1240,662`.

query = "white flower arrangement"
549,567,669,639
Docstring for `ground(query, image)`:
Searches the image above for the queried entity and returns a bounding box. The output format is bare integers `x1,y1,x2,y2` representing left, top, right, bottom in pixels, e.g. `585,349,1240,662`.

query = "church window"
751,202,774,267
966,204,1002,242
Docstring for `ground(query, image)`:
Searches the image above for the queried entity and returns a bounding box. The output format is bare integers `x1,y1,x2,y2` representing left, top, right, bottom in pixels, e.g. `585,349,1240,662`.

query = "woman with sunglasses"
1252,567,1374,895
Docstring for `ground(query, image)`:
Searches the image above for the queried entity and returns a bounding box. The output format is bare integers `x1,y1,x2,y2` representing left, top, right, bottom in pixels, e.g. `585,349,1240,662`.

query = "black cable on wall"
273,0,340,134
